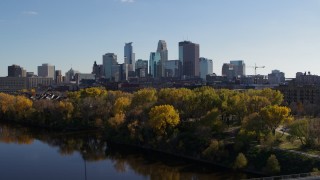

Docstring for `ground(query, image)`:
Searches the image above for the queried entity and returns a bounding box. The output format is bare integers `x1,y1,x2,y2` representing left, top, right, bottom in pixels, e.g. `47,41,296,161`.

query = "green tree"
148,105,180,136
265,154,281,174
233,152,248,169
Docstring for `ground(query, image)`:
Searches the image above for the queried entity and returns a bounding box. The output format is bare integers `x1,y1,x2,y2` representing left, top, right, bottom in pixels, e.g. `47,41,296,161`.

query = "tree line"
1,87,319,175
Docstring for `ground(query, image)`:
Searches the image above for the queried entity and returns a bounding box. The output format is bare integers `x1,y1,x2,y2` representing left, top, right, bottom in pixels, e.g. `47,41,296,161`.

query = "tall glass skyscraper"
149,52,161,78
124,42,135,71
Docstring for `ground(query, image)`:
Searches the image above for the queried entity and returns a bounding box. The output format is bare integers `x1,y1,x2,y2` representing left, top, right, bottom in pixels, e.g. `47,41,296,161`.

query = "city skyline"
1,0,320,78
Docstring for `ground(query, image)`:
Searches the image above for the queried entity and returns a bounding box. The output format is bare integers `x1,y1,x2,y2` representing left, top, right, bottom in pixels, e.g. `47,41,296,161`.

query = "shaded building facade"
179,41,200,78
8,64,26,77
38,63,55,80
103,53,117,80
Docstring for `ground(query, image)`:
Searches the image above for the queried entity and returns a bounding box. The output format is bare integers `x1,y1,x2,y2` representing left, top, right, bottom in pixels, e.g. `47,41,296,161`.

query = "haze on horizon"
0,0,319,78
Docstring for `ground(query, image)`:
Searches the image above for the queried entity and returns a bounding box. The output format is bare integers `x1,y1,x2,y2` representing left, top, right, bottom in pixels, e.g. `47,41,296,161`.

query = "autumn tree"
113,97,131,114
158,88,195,120
80,87,107,98
148,105,180,136
199,108,224,133
288,118,320,147
233,153,248,169
193,87,220,118
265,154,281,174
259,105,293,135
131,88,157,107
241,112,266,140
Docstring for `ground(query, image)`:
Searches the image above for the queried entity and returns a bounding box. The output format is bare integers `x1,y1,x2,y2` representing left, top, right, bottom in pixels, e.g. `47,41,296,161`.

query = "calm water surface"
0,123,253,180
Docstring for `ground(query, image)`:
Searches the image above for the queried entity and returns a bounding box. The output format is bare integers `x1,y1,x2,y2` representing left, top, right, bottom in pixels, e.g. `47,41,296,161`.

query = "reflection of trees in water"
0,123,107,161
0,123,247,179
105,145,246,180
0,124,34,144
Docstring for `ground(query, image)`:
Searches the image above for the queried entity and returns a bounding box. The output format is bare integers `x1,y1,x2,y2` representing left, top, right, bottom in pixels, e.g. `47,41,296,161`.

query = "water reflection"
0,122,252,180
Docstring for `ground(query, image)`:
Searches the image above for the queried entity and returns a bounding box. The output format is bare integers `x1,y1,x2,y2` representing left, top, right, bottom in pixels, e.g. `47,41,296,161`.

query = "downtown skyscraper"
124,42,135,71
157,40,168,77
179,41,200,78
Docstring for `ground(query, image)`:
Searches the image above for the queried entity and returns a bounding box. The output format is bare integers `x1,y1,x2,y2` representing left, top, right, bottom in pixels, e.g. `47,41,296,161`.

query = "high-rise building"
55,70,63,84
230,60,246,77
157,40,168,77
199,57,213,80
38,63,55,79
222,63,235,80
8,64,26,77
222,60,245,80
149,52,161,78
165,60,181,78
103,53,117,80
179,41,200,78
124,42,135,71
135,59,148,78
92,61,104,79
65,68,79,83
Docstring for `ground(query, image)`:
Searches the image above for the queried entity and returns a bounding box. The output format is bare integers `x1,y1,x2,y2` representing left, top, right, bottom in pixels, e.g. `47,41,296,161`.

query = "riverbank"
1,88,320,177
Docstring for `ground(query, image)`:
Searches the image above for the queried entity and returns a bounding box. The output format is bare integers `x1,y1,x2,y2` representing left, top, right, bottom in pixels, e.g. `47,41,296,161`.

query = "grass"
275,131,301,150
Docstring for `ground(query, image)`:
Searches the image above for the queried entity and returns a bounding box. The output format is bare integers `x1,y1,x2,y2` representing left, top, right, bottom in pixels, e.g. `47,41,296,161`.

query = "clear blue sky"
1,0,320,78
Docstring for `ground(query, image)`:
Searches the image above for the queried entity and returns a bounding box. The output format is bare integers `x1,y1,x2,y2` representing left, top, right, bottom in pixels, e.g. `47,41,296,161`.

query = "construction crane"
248,64,265,75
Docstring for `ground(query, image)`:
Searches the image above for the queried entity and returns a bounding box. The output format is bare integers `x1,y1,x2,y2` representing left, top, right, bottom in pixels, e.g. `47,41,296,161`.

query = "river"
0,122,254,180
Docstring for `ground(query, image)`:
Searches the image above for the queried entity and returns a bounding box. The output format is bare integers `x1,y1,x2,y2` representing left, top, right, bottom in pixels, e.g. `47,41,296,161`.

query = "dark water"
0,123,253,180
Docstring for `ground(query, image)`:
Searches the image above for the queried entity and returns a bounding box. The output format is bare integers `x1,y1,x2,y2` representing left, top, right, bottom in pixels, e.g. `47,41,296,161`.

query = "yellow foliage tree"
113,97,131,114
260,105,293,135
131,88,157,107
148,105,180,136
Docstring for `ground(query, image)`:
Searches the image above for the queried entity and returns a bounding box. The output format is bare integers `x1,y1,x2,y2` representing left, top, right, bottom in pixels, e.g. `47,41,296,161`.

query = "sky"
1,0,320,78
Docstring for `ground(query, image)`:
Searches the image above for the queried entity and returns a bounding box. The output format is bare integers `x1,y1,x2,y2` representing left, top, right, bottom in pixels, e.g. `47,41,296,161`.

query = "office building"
0,77,53,93
75,73,95,85
222,60,246,80
103,53,117,80
8,64,26,77
268,70,285,85
179,41,200,78
27,77,53,89
92,61,104,79
38,63,55,79
65,68,79,83
230,60,246,77
135,59,148,78
222,63,235,80
112,64,121,82
157,40,168,77
199,57,213,80
124,42,135,71
55,70,63,84
149,52,161,78
165,60,181,78
26,72,35,77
